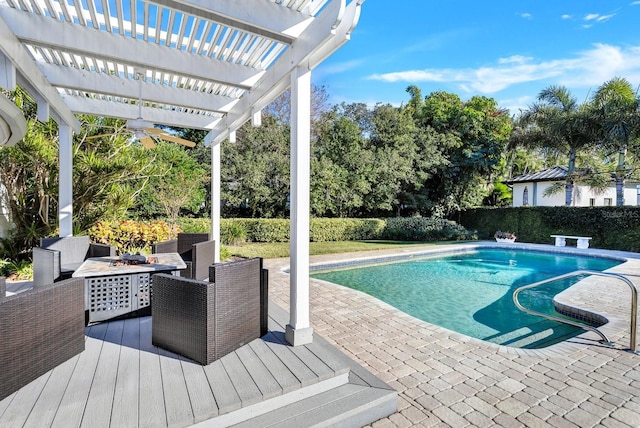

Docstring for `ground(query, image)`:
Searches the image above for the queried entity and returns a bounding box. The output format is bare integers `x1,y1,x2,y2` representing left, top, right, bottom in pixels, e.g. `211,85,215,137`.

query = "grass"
226,240,440,259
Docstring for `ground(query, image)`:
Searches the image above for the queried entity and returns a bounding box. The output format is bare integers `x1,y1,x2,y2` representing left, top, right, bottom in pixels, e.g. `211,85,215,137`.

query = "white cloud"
631,1,640,5
561,14,572,19
584,13,615,22
366,43,640,96
520,13,532,19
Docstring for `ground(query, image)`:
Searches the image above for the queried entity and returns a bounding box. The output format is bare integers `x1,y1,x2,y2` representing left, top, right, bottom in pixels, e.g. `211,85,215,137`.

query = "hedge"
457,206,640,252
91,217,474,250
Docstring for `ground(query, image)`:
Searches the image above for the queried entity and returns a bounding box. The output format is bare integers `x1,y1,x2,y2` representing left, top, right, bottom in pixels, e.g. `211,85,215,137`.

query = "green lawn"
226,240,442,259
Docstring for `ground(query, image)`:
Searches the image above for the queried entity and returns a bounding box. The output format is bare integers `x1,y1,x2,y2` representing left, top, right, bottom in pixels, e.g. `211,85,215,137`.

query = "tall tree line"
224,85,512,218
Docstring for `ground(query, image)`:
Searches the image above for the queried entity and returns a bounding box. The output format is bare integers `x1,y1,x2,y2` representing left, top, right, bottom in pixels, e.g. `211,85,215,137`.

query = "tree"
222,116,290,217
413,91,511,216
0,91,157,258
591,77,640,206
132,141,207,234
511,85,597,206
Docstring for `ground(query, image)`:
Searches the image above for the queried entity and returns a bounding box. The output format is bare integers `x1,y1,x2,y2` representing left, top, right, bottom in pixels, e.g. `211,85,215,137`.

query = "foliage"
89,220,176,254
226,240,438,259
380,217,476,241
132,141,207,221
0,258,32,280
0,98,157,258
217,217,471,243
458,206,640,252
222,116,291,217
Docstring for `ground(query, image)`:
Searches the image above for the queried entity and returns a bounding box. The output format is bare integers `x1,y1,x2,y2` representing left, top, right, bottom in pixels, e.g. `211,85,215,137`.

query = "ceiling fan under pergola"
88,72,196,149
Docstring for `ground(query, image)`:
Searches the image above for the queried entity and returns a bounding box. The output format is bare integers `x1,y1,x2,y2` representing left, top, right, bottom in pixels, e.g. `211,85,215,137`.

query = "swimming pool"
311,248,622,348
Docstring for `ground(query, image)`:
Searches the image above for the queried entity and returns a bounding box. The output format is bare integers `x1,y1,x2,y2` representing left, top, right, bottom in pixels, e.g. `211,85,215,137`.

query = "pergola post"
211,142,221,263
286,64,313,346
58,123,73,237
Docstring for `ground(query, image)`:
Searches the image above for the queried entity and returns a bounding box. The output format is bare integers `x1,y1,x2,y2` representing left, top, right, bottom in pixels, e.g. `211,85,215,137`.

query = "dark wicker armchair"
152,232,215,280
33,235,115,287
0,276,85,401
152,258,268,365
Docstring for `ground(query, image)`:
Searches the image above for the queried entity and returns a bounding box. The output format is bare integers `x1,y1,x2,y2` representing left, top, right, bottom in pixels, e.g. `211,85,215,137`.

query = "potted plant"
494,230,516,243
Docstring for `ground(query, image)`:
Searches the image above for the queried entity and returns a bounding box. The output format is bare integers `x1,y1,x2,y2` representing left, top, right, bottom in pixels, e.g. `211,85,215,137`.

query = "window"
604,198,612,206
589,198,596,206
522,186,529,206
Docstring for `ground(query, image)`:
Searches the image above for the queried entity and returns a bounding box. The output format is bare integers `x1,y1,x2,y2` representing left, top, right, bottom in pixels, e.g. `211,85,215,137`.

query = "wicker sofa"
152,232,215,280
152,258,268,365
33,235,116,287
0,276,85,401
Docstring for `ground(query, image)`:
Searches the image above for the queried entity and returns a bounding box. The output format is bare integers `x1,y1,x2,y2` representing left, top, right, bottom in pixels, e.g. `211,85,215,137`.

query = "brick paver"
265,243,640,427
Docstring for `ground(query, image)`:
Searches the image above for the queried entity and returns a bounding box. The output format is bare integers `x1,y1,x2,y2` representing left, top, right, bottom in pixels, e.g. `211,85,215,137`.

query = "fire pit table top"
72,252,186,278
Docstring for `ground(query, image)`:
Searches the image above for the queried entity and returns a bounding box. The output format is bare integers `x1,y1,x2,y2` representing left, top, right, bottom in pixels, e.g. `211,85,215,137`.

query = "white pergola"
0,0,363,346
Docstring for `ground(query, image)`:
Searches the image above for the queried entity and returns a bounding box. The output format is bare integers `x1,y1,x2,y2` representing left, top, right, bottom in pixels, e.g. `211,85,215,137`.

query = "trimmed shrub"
89,220,177,254
457,206,640,252
380,217,476,241
310,218,385,242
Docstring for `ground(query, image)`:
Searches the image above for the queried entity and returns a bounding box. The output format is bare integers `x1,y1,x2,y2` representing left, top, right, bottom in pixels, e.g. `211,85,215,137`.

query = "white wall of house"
512,181,640,207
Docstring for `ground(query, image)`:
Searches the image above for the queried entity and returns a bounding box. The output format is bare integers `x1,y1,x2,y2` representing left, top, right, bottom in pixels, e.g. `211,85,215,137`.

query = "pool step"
487,319,582,348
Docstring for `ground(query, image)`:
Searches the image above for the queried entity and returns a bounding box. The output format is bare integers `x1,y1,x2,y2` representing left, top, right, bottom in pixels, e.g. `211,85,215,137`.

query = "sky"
314,0,640,116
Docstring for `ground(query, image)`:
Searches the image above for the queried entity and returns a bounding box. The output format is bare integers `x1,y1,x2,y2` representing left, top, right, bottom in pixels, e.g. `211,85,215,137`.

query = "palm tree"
591,77,640,206
513,85,597,206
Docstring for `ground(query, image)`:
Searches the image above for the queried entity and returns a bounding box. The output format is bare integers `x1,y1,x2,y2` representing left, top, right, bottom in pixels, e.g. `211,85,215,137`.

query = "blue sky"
314,0,640,115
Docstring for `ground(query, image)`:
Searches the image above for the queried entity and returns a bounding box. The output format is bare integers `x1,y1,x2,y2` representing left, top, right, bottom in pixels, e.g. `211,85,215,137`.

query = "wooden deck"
0,298,396,427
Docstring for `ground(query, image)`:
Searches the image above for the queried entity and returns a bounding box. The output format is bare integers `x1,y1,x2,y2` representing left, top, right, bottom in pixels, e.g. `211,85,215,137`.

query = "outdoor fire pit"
110,253,158,266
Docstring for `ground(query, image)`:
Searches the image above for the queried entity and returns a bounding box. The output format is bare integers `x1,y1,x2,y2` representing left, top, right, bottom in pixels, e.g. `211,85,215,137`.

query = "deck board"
203,359,239,415
248,339,301,394
110,318,140,428
23,354,78,428
220,352,262,407
81,320,123,428
51,322,107,428
0,299,392,428
138,316,167,428
235,342,282,400
179,359,218,424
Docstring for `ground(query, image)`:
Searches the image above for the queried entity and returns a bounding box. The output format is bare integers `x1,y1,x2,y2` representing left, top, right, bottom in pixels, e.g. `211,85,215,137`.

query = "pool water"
311,249,621,348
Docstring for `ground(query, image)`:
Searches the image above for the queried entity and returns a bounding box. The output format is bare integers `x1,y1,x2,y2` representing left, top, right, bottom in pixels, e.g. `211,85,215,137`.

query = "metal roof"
0,0,362,145
504,166,569,184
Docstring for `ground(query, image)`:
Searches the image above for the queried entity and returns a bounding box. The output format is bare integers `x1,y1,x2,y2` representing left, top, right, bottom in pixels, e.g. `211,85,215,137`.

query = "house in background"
505,166,640,207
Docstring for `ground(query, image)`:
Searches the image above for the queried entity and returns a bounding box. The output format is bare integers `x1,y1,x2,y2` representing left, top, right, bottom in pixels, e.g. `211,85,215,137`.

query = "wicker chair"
152,258,268,365
0,276,85,401
152,233,215,280
33,235,116,287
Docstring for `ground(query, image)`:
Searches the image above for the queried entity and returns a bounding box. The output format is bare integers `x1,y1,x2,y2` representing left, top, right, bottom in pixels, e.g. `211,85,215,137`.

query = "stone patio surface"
265,242,640,428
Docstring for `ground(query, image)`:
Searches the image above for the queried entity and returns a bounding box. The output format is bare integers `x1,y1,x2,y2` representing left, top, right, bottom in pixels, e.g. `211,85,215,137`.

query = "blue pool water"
311,249,621,348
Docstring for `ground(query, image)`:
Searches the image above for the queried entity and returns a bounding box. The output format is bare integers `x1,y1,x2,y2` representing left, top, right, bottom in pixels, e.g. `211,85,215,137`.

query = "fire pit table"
72,252,186,323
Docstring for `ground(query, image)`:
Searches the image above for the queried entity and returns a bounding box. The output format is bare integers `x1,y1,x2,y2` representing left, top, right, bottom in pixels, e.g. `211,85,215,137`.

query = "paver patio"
265,242,640,427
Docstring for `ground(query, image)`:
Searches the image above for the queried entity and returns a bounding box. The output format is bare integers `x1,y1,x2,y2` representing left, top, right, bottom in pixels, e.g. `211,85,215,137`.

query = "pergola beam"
41,65,239,114
154,0,312,42
0,16,80,130
206,0,362,146
60,95,222,130
1,7,262,89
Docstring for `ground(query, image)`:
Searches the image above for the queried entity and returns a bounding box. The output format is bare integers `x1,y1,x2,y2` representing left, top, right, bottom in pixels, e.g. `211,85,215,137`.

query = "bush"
89,220,177,254
310,218,385,242
380,217,476,241
457,206,640,252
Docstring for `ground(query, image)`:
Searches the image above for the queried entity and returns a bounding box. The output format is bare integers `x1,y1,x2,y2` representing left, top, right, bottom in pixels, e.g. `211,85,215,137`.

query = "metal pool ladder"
512,270,638,353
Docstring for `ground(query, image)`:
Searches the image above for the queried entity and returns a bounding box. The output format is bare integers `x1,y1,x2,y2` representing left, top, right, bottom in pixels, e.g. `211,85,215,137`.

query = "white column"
286,65,313,346
211,142,221,263
58,124,73,237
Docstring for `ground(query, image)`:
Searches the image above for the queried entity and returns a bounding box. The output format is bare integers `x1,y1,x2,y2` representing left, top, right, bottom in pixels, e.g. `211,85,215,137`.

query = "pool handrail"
512,270,638,353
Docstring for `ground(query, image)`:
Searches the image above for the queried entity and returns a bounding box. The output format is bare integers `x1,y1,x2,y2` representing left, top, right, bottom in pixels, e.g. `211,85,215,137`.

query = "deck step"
228,379,397,428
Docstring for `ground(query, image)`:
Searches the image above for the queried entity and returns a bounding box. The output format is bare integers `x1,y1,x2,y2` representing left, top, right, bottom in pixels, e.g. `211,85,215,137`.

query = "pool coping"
299,241,640,357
